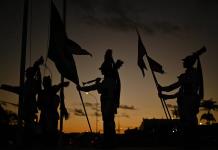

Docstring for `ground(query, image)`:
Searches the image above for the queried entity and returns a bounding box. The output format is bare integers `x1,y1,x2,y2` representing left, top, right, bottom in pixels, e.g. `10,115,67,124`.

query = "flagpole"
78,90,93,133
61,0,92,133
19,0,29,126
17,0,29,145
137,30,171,119
59,0,66,134
147,61,172,119
49,0,92,134
146,52,172,120
58,0,66,147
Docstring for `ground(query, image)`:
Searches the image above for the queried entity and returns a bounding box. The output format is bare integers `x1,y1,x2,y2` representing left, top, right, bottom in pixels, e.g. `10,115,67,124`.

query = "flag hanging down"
137,31,164,77
48,2,92,84
148,56,164,74
66,38,92,56
137,32,147,77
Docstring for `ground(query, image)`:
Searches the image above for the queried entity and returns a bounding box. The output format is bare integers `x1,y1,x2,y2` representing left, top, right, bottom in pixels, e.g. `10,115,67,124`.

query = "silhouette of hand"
95,78,101,83
157,84,162,92
62,107,69,120
34,56,44,67
63,82,70,87
0,84,6,89
38,56,44,65
158,93,168,100
116,59,124,69
162,95,168,100
76,85,81,91
158,91,163,98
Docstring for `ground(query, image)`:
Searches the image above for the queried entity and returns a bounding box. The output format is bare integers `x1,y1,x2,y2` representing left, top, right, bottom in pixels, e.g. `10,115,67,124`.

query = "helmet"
182,55,197,68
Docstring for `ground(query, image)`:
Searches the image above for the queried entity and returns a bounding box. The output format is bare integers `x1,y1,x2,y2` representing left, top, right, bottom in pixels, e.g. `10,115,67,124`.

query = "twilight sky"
0,0,218,133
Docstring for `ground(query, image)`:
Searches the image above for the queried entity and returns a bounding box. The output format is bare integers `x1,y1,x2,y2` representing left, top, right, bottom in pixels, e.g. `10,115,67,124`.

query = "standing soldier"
0,56,44,144
37,76,69,146
77,49,123,146
158,47,206,145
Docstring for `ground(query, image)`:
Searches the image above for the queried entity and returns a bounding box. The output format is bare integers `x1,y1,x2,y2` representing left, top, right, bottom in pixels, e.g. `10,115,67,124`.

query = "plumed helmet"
182,55,197,67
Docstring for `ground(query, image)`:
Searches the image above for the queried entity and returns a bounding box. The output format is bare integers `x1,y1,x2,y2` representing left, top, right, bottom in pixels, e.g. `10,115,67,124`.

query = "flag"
48,2,91,84
137,32,147,77
137,31,164,76
148,56,164,74
66,38,92,56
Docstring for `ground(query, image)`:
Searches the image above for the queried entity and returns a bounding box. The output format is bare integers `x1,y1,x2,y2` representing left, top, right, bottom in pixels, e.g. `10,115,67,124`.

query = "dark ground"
0,124,218,150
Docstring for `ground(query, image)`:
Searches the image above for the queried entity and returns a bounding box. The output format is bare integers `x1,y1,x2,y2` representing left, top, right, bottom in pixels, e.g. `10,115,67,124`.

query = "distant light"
85,92,89,95
199,122,203,125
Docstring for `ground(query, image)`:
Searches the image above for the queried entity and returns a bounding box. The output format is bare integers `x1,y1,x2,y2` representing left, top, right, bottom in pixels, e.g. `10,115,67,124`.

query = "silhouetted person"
0,56,43,143
77,49,123,146
37,76,69,146
158,52,204,146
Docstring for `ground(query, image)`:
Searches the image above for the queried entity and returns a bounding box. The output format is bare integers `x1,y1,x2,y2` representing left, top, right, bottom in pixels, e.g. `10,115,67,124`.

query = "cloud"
84,102,93,107
67,107,75,113
69,107,101,117
82,102,100,111
74,108,85,116
68,0,218,36
152,21,181,34
119,104,136,110
120,113,130,118
93,112,101,117
68,0,183,35
166,104,177,108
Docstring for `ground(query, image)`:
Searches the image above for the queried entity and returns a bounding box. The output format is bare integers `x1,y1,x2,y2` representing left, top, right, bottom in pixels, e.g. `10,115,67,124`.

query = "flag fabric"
137,32,147,77
137,31,164,76
48,2,91,84
66,38,92,56
148,56,164,74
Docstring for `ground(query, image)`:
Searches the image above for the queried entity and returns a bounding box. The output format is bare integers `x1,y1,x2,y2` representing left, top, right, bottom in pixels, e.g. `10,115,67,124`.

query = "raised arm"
158,81,180,92
159,92,179,101
77,84,98,92
32,56,44,72
53,81,70,93
0,84,20,95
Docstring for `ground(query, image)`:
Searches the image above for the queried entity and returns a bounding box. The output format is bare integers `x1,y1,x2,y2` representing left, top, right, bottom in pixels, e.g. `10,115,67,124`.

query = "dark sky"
0,0,218,132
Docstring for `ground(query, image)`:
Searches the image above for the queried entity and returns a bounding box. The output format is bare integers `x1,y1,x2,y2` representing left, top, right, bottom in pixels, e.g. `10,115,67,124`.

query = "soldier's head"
99,61,113,76
99,49,114,76
182,55,197,68
104,49,113,60
43,76,52,88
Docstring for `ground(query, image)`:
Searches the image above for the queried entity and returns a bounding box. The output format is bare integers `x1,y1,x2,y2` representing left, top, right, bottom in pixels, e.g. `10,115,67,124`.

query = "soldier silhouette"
37,76,69,146
0,56,43,144
158,47,206,145
77,49,123,146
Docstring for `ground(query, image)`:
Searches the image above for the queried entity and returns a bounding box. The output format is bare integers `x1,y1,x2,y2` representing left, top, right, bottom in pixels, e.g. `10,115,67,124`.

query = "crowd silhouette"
158,47,205,146
0,46,216,149
37,76,69,146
